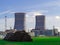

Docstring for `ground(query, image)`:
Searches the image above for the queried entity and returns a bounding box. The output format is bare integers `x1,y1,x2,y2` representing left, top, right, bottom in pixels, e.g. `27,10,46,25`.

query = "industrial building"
32,15,45,36
53,28,58,36
45,29,54,36
32,15,59,37
58,32,60,36
35,15,45,30
14,13,25,31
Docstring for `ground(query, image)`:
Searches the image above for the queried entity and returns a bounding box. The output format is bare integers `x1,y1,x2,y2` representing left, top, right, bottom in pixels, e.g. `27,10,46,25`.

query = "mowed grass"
0,37,60,45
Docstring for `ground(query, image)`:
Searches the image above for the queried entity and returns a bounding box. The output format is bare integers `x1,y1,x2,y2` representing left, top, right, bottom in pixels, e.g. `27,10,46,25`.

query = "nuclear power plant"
31,15,58,36
3,12,59,37
14,13,25,31
13,13,58,36
32,15,45,36
35,15,45,30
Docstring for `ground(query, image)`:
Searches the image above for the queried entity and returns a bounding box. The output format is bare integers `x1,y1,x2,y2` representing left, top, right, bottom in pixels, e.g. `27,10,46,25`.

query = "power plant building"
32,15,45,36
45,29,54,36
14,13,25,31
35,15,45,30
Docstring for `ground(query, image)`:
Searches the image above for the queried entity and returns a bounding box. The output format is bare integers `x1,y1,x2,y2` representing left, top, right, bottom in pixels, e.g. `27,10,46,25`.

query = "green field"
0,37,60,45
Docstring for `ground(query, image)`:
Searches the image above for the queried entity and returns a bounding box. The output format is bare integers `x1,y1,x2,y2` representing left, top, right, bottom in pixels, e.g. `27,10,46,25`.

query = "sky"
0,0,60,32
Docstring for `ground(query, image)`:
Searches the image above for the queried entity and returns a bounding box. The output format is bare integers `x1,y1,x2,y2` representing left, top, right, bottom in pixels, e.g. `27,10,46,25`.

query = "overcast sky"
0,0,60,32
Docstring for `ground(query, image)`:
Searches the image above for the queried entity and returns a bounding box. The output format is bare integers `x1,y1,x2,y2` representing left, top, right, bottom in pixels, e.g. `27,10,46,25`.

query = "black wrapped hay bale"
3,31,32,42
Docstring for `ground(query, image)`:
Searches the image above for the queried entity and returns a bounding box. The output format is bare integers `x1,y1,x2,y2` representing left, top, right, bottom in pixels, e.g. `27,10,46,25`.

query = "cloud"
26,11,43,17
24,0,60,13
46,16,60,31
55,16,60,20
41,0,60,7
0,10,10,15
0,10,15,15
0,18,14,31
25,16,35,31
7,18,14,29
32,11,42,15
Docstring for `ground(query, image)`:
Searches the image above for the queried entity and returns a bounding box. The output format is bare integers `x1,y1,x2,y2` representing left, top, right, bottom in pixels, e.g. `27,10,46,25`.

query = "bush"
3,31,32,42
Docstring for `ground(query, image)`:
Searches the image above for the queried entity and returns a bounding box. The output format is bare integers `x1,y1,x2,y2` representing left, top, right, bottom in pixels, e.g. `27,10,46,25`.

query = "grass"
0,36,60,45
